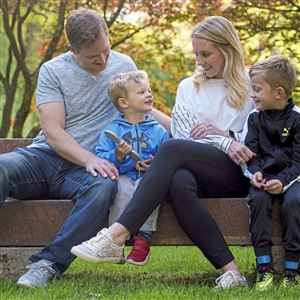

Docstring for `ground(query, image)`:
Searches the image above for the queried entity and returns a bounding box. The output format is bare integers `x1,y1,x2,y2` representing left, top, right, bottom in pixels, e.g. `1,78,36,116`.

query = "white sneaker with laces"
71,228,125,264
214,270,248,290
16,259,56,288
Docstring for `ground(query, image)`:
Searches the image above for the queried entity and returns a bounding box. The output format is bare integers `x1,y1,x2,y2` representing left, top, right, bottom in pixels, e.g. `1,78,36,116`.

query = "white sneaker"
16,259,56,288
71,228,125,264
214,270,248,290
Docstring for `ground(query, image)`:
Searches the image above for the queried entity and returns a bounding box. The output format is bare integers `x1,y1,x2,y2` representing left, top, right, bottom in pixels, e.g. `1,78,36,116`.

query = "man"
0,8,170,287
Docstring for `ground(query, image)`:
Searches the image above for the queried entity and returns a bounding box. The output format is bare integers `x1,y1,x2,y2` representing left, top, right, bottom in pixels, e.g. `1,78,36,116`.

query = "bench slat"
0,138,33,154
0,199,283,247
0,200,73,246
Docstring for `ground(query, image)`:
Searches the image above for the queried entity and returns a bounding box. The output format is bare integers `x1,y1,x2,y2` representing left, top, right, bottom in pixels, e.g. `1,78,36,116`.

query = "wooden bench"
0,138,285,277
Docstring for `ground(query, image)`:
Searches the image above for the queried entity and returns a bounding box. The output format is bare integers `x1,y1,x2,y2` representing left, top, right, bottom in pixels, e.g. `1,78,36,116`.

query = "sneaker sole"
126,251,150,266
254,278,274,291
16,280,35,288
71,247,125,264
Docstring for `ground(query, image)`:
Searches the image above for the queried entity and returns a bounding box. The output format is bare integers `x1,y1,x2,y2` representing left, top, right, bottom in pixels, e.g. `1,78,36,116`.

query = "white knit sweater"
171,76,253,153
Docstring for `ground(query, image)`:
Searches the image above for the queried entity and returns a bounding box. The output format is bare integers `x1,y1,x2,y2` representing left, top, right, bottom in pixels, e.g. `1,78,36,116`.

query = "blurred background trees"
0,0,299,137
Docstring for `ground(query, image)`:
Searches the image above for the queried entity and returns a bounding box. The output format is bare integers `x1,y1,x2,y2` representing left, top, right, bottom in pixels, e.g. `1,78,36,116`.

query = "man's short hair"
108,70,148,112
66,8,108,50
249,55,297,98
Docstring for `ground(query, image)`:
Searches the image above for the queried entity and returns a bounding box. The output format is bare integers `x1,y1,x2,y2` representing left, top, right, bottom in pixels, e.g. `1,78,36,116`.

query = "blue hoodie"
95,114,169,181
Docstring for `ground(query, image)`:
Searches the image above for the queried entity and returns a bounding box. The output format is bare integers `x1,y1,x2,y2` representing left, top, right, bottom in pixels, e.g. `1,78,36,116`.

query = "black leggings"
118,139,249,268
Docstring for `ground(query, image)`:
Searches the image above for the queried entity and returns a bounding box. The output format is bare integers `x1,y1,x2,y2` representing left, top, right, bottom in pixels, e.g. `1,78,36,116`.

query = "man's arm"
38,102,118,179
151,107,171,135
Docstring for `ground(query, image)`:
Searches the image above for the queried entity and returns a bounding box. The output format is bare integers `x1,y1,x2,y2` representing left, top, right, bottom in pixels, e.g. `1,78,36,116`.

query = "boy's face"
123,79,154,114
250,74,282,111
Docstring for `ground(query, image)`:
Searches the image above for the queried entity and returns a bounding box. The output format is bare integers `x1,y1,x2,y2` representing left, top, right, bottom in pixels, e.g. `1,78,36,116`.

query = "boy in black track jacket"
243,55,300,290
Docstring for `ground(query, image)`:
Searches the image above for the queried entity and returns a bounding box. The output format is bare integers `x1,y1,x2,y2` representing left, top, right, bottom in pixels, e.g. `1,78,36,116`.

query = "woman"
71,16,255,289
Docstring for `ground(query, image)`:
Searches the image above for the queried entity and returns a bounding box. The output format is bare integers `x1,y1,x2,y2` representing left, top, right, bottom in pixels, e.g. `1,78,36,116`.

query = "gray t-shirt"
32,50,137,152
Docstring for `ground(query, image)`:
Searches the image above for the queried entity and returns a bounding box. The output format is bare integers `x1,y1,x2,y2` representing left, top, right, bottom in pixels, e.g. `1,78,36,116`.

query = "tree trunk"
12,74,37,137
0,86,16,137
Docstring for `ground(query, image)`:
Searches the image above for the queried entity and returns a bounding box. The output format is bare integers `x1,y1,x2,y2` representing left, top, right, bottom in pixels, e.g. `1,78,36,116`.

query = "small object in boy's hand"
136,161,150,171
104,130,142,161
143,155,154,165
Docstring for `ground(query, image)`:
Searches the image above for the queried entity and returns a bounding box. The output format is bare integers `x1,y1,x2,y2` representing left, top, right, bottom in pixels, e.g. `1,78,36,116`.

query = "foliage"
193,0,300,95
0,0,299,137
0,0,67,137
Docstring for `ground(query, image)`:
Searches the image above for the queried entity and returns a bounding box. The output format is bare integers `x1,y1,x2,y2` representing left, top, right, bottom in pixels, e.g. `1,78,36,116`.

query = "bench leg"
271,245,284,274
0,247,42,280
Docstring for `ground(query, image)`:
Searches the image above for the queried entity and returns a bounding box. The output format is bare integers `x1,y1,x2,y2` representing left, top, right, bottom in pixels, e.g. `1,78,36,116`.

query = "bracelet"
228,130,235,139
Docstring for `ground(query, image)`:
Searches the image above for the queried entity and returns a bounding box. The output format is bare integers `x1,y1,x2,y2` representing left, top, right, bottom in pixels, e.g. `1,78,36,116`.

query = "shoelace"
26,261,56,276
257,271,269,282
83,230,111,248
215,271,241,286
284,275,298,285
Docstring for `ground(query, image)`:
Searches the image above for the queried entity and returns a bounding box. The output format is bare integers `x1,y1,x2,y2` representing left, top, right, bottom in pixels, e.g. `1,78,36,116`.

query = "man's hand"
264,179,283,194
85,156,119,180
115,140,132,161
190,122,227,139
227,141,256,165
251,172,266,189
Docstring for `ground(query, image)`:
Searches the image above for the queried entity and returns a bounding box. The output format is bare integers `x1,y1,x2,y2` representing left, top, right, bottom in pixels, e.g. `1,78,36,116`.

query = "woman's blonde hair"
192,16,249,110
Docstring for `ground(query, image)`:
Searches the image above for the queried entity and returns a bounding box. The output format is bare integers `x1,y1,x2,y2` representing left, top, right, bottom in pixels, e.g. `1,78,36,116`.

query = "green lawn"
0,246,298,299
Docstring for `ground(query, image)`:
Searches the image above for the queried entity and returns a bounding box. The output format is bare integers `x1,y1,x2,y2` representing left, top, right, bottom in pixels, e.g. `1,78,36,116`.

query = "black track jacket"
244,99,300,189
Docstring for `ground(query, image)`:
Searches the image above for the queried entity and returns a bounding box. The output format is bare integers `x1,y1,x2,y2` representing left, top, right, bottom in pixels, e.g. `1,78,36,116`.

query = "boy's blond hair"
249,55,297,98
108,70,149,112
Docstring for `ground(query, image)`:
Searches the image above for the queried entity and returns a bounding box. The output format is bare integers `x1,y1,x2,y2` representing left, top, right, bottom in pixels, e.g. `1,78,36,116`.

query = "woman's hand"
227,141,255,165
190,122,227,139
115,140,132,161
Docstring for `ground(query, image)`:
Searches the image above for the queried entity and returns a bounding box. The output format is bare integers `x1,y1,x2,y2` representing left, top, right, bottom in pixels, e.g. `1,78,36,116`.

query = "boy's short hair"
249,55,297,98
108,70,149,112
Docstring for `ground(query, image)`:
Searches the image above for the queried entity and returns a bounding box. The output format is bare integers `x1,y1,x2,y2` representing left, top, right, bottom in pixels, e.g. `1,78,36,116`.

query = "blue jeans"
0,145,117,275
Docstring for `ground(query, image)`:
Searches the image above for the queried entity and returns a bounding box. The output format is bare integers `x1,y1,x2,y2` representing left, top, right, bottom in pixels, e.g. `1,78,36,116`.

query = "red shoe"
126,236,150,266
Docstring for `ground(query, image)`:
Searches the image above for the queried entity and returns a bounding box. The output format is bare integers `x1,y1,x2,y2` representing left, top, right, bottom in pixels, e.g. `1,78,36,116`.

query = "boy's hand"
115,140,132,161
135,155,154,172
251,172,266,189
264,179,283,194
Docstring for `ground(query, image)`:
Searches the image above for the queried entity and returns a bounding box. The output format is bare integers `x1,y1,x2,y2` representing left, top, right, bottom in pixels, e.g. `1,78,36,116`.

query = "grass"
0,246,299,299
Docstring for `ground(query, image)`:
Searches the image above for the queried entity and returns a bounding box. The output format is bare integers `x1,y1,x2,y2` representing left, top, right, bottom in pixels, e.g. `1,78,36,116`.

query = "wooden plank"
151,199,283,246
0,200,73,246
0,198,283,247
0,138,33,154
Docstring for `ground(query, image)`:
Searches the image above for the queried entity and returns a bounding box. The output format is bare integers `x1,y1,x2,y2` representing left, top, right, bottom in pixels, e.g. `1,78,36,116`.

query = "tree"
0,0,67,137
0,0,192,137
1,0,299,137
193,0,300,96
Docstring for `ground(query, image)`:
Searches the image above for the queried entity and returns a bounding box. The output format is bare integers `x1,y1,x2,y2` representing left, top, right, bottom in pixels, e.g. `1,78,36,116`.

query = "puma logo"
282,128,290,137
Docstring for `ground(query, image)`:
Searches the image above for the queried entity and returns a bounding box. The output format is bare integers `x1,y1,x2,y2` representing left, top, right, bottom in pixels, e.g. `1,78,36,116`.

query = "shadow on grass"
64,270,257,288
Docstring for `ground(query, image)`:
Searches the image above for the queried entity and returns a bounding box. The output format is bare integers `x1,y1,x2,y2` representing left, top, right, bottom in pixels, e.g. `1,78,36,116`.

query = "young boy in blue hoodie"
72,70,168,265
